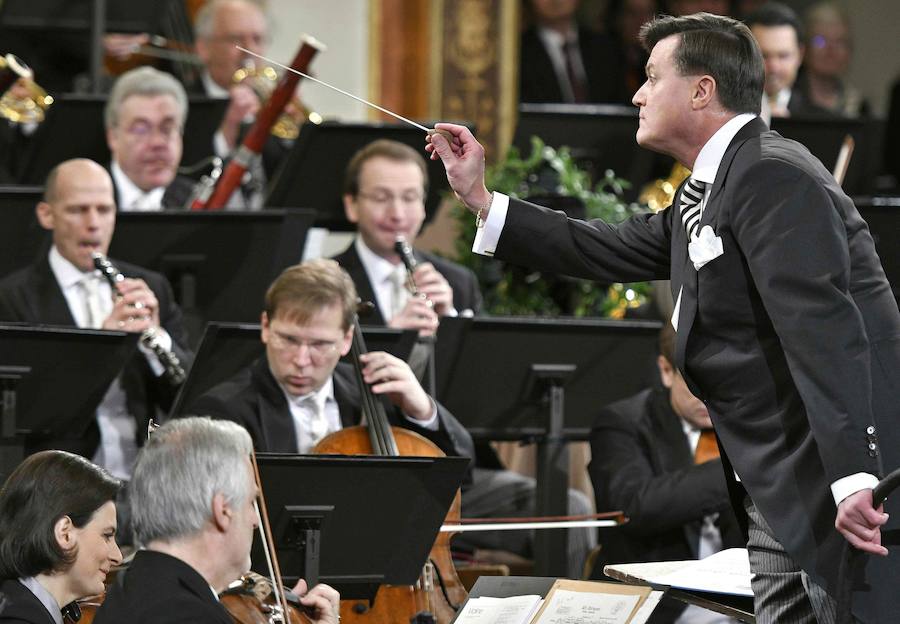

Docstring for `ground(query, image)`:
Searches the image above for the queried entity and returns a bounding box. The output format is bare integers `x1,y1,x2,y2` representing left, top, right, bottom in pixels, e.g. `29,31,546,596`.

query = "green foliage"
453,136,653,318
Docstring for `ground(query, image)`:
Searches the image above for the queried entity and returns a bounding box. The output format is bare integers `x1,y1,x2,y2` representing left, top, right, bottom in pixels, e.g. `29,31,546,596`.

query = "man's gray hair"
130,417,254,546
194,0,269,41
104,66,188,130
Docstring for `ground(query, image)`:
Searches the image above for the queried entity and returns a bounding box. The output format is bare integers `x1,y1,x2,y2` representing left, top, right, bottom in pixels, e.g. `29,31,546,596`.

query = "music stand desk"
254,453,470,601
0,324,139,476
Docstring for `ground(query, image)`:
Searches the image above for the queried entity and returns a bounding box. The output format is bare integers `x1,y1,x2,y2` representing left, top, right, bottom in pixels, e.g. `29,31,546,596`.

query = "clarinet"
393,235,422,297
393,236,437,395
91,253,187,386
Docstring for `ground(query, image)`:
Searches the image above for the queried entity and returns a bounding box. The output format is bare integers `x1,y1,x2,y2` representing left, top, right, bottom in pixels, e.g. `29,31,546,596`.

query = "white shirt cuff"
831,472,880,506
138,328,174,377
405,399,439,431
472,192,510,257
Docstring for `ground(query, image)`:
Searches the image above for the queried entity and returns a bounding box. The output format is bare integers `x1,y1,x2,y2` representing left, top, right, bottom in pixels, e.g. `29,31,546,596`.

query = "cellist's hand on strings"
388,297,439,336
412,262,454,316
359,351,433,421
292,579,341,624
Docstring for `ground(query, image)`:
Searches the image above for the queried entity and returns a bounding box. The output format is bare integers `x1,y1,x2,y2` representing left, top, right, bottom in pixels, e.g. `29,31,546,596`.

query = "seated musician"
334,139,596,579
587,325,743,623
105,66,195,210
0,450,122,624
192,0,289,201
93,417,339,624
188,258,475,461
0,159,193,480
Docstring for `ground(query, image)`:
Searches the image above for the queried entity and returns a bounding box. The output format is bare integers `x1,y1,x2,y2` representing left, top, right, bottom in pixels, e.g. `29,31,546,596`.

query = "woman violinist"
92,416,339,624
0,450,122,624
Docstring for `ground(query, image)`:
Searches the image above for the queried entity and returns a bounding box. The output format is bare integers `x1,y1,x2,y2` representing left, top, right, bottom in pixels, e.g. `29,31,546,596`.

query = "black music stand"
513,103,668,201
0,324,138,478
265,121,471,230
169,322,418,418
16,95,229,185
770,116,884,196
107,209,315,341
435,316,661,576
0,185,46,277
253,453,470,602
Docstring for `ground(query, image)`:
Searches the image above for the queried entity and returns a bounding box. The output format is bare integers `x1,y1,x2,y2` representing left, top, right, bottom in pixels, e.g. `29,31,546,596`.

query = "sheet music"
628,591,665,624
454,594,544,624
606,548,753,597
533,589,640,624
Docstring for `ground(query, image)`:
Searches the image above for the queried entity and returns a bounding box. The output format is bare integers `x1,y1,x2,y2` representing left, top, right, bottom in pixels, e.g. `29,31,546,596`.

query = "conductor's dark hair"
0,450,120,578
744,2,804,46
640,12,764,114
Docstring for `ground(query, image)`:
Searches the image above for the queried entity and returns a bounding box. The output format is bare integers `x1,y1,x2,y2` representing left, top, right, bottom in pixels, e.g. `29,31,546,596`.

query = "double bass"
312,308,467,624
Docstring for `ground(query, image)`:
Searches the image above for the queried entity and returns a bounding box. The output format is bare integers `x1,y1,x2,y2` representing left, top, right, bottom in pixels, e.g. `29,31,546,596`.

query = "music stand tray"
169,321,417,418
253,453,470,600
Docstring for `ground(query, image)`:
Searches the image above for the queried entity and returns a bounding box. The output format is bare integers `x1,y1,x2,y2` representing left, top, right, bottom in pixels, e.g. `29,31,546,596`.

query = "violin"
311,307,467,624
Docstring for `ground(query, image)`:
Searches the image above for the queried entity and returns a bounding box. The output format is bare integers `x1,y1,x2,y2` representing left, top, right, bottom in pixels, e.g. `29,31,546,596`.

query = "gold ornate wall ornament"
431,0,518,162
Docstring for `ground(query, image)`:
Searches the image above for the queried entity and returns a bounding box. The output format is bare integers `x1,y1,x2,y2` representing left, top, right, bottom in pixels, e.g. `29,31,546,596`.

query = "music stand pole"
0,366,30,479
89,0,106,94
531,363,576,577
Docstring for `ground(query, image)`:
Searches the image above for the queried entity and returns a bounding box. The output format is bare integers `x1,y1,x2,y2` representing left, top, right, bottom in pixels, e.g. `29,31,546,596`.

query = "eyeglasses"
357,190,425,207
269,331,338,360
122,120,182,142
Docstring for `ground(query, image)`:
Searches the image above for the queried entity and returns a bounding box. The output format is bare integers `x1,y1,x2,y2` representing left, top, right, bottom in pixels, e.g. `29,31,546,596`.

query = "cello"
312,308,467,624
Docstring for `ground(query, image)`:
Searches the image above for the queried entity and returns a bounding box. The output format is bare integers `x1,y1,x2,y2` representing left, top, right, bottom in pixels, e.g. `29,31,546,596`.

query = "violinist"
93,417,339,624
188,258,475,460
587,325,742,623
0,451,122,624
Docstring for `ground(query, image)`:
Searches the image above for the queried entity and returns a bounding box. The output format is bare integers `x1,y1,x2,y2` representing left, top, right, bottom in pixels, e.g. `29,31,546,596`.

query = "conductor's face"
261,303,353,398
632,35,697,159
36,160,116,272
107,94,183,193
344,156,427,261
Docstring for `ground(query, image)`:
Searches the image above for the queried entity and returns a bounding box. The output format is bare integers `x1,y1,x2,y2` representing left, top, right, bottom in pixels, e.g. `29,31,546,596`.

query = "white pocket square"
688,225,724,270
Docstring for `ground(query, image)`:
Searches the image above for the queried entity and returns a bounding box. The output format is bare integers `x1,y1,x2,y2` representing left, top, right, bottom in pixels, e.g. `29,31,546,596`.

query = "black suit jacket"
494,117,900,622
188,357,476,467
519,26,620,104
587,387,743,623
94,550,232,624
0,579,56,624
332,242,482,326
110,171,197,210
0,255,193,458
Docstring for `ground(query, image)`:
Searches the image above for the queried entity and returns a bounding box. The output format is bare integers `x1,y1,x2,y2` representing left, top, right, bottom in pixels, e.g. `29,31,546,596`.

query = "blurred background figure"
745,2,826,118
602,0,664,103
799,2,869,118
519,0,620,104
667,0,735,17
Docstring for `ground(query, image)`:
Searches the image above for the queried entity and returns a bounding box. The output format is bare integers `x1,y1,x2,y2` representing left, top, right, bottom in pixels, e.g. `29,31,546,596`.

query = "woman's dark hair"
0,451,120,578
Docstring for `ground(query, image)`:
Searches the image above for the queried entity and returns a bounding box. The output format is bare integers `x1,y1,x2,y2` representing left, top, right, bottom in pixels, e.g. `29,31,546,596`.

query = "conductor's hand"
388,296,439,336
102,278,160,333
425,123,492,216
835,488,889,556
359,351,433,421
292,579,340,624
412,262,453,316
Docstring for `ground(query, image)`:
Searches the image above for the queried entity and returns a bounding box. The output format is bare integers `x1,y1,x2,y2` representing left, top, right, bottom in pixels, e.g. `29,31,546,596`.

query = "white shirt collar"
18,577,64,624
111,161,166,211
537,24,578,49
279,374,335,411
202,71,230,99
48,245,97,290
354,236,401,286
691,113,757,185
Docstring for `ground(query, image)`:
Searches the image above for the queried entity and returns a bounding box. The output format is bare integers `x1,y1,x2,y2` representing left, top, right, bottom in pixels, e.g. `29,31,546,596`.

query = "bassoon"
191,35,325,210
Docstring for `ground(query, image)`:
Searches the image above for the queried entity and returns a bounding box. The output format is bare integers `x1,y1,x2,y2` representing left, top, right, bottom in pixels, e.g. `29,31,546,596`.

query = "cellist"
187,258,475,461
93,417,339,624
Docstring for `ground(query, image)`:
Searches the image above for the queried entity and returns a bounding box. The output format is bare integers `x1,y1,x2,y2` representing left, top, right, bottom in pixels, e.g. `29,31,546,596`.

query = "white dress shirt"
354,237,407,323
279,376,341,454
111,161,165,211
472,114,877,506
536,26,588,104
